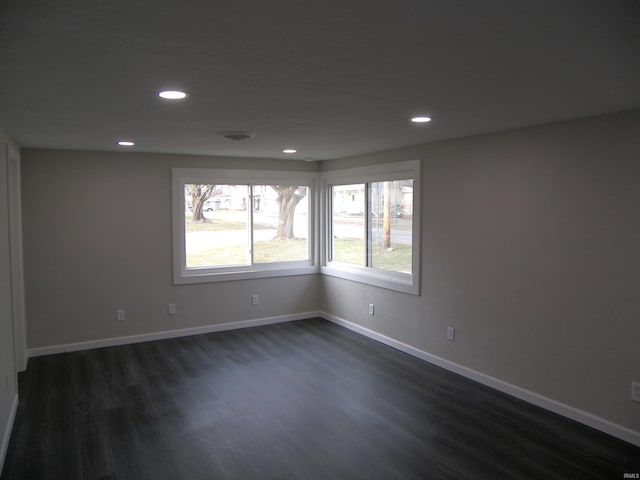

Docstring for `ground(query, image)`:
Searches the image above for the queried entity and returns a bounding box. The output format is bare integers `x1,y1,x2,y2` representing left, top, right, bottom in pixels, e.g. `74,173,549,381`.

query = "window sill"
174,264,319,285
321,262,419,295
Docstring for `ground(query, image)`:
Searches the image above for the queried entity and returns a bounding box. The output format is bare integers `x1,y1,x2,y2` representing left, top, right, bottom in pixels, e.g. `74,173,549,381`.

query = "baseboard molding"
28,311,322,358
24,310,640,448
0,393,18,473
320,312,640,448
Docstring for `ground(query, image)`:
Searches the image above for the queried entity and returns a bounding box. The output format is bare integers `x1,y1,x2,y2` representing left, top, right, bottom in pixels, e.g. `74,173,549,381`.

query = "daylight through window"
330,181,413,273
173,169,316,284
173,161,419,293
184,184,309,268
322,160,420,295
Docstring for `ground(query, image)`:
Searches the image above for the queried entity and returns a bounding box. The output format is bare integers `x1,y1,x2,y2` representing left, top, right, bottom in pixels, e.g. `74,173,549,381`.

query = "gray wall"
322,109,640,434
19,109,640,439
21,150,321,348
0,130,18,467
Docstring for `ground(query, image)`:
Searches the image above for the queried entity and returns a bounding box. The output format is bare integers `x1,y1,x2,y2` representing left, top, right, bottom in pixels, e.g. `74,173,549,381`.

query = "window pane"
253,185,309,263
184,184,250,268
368,180,413,273
331,184,365,265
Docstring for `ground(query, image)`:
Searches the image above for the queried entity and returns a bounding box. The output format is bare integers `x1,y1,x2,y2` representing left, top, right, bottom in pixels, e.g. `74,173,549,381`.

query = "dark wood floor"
2,318,639,480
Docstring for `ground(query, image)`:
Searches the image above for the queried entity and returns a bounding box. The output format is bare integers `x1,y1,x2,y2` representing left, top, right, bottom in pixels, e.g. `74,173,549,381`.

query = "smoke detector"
218,131,256,141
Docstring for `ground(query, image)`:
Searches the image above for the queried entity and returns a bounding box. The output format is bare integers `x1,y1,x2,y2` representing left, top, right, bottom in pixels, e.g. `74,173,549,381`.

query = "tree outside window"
183,183,310,269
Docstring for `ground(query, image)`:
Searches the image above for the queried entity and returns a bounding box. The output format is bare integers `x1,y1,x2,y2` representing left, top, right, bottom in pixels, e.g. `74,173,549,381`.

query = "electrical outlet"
447,326,455,341
252,294,259,306
116,309,125,322
168,303,176,315
368,304,375,316
632,382,640,403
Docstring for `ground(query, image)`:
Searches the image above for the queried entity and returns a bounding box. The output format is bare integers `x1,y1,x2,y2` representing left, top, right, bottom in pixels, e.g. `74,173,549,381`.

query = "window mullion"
328,184,334,263
365,182,372,268
248,185,254,265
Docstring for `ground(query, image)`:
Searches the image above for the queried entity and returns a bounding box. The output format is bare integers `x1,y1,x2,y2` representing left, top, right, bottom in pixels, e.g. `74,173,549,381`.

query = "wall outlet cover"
447,326,455,341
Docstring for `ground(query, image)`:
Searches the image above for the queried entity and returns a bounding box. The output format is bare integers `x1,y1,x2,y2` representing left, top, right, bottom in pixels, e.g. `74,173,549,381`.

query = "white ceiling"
1,0,639,161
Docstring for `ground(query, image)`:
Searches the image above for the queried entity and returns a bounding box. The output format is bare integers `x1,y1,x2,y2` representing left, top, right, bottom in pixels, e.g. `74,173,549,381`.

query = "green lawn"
370,242,412,273
185,216,412,273
333,238,412,273
185,215,246,233
187,238,308,267
254,239,308,263
185,212,272,233
187,244,248,267
187,237,411,272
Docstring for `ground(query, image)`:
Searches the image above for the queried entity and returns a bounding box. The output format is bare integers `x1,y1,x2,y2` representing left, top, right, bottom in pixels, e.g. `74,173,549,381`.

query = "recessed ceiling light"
283,149,297,154
411,116,432,123
117,140,135,146
158,90,188,100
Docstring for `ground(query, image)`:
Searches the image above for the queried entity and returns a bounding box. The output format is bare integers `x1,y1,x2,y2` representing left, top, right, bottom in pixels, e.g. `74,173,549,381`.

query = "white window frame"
172,168,318,285
321,160,421,295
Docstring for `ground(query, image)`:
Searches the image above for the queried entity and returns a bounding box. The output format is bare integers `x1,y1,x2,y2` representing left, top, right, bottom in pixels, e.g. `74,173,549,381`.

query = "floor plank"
2,318,639,479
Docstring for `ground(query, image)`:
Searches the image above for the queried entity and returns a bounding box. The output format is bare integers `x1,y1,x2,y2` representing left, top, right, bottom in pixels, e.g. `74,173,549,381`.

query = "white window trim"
320,160,421,295
172,168,319,285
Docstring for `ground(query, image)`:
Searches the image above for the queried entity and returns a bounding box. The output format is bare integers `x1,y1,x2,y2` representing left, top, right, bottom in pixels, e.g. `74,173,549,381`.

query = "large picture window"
322,160,420,295
173,161,419,293
173,169,316,284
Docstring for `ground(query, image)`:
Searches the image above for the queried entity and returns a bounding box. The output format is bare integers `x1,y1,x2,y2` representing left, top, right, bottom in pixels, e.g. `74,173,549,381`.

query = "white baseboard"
320,311,640,448
0,393,18,473
24,310,640,448
28,311,321,358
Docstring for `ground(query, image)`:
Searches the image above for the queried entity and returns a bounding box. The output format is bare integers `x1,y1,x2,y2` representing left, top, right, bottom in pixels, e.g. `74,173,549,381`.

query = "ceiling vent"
218,131,256,141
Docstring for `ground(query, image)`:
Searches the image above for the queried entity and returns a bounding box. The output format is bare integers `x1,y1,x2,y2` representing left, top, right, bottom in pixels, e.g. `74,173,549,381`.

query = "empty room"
1,1,639,479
